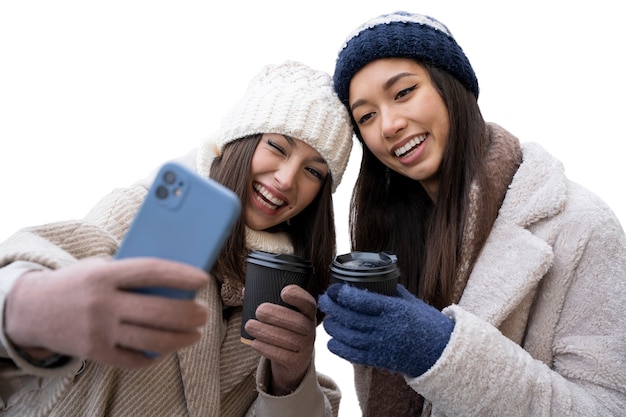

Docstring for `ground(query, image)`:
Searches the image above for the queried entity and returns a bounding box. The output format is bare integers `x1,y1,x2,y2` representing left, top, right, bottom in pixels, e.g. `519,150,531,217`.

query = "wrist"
269,374,300,396
269,383,296,396
268,364,307,396
5,270,46,347
407,312,455,377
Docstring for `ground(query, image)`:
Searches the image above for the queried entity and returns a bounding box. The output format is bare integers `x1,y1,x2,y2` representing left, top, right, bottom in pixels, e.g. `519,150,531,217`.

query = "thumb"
280,285,317,321
396,284,417,301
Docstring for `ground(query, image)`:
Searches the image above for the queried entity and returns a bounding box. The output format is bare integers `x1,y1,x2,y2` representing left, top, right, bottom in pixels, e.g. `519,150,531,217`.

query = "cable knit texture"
204,60,353,192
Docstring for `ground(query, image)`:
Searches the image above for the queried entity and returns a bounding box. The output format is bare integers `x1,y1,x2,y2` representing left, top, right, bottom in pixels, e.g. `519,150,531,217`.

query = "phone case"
115,161,241,299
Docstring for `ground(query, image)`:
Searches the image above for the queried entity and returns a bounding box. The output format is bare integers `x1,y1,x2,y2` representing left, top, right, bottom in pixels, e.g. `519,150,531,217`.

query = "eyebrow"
350,72,416,112
281,134,327,165
283,134,296,147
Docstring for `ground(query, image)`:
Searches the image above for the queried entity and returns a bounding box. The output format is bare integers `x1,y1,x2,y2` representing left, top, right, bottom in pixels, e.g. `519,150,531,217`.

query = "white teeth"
253,183,285,209
394,134,426,157
255,194,277,210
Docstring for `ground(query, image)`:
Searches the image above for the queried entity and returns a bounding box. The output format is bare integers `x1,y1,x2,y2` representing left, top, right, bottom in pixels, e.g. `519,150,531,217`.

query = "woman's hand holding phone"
5,257,209,369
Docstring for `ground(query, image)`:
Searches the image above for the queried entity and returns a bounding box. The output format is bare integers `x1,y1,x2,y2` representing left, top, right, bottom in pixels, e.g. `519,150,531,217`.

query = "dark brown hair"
350,63,494,309
210,134,337,301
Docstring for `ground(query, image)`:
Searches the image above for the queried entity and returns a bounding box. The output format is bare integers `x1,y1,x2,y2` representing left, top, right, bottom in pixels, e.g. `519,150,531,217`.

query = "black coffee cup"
240,250,313,345
329,251,400,296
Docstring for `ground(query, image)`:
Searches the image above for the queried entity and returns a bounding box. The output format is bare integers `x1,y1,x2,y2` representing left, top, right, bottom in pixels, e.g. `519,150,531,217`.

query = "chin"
246,216,282,232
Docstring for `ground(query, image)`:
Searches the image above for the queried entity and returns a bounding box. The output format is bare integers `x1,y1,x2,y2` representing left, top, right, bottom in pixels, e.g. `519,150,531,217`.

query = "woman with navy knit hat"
0,61,353,416
319,11,625,416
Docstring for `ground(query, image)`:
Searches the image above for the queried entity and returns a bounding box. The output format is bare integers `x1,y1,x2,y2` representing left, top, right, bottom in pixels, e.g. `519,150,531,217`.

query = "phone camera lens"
163,171,177,184
155,185,169,200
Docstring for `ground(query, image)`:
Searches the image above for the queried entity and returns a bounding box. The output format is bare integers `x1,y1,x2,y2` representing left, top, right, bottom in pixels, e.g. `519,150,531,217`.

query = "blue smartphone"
115,161,241,299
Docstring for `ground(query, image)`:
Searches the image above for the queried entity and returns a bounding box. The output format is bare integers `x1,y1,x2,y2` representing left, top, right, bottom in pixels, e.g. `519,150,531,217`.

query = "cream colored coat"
401,142,625,416
0,152,341,416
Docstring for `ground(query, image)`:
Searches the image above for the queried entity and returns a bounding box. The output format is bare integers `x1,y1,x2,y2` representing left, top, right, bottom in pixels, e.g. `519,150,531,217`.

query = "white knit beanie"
212,60,353,192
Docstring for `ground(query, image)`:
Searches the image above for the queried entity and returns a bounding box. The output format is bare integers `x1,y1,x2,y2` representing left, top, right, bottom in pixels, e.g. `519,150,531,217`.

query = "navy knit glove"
318,283,454,378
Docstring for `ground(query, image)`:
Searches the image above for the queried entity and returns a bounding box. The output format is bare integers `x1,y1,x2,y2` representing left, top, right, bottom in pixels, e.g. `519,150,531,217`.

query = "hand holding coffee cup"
240,250,313,344
329,251,400,296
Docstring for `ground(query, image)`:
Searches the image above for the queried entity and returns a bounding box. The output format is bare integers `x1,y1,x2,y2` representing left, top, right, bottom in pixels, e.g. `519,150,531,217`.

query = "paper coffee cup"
240,250,313,344
329,251,400,296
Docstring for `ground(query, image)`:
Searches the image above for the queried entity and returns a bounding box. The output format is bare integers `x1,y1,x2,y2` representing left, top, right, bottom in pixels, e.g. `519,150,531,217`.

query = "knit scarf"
363,124,522,417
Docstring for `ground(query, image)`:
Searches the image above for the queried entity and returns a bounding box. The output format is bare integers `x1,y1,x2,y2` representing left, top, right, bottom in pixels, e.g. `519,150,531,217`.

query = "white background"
1,1,624,415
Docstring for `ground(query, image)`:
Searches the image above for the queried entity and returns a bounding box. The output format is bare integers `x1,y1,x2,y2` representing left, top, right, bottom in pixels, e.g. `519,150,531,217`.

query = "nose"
381,107,406,139
274,161,298,191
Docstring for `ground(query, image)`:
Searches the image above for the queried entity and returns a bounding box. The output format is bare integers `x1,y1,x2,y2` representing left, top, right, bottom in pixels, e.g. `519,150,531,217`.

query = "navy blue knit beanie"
333,11,479,106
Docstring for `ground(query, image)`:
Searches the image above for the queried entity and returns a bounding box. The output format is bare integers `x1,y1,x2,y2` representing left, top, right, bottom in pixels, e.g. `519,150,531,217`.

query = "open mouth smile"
394,134,427,158
253,182,285,210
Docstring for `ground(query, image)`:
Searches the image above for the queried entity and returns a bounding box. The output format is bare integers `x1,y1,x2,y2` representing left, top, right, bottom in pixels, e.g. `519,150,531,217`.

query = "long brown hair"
350,63,494,309
210,134,337,300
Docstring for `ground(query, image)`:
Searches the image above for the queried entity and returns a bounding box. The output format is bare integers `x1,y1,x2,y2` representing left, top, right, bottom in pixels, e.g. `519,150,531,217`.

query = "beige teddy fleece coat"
395,141,625,416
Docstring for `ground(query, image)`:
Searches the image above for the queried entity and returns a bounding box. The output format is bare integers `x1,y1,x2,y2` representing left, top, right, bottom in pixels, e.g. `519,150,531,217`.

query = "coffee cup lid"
246,250,314,274
330,251,400,280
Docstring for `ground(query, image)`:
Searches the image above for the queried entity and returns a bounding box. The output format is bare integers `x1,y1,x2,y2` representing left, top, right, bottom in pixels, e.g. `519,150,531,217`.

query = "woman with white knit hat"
319,11,626,417
0,60,353,416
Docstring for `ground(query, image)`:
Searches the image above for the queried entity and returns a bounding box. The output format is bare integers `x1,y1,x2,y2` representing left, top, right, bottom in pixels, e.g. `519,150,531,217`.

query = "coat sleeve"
0,185,147,408
246,356,341,417
405,195,626,416
0,185,147,271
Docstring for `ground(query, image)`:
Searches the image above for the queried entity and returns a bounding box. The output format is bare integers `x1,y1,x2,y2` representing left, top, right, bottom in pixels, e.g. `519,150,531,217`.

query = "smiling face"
349,58,450,201
245,133,329,231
